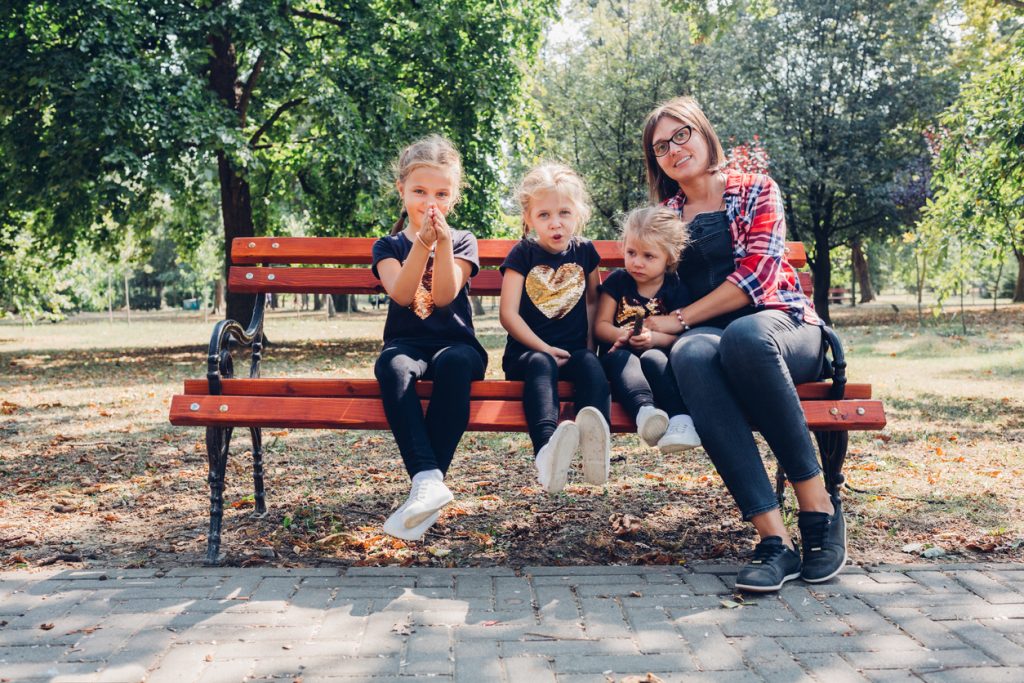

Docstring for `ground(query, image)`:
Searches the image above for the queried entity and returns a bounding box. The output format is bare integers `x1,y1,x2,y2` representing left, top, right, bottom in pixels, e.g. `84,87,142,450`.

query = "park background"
0,0,1022,570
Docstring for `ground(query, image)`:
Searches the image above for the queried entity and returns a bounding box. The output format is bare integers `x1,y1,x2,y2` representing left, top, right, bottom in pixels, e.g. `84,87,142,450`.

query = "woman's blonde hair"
391,134,463,235
517,162,592,239
641,96,726,203
620,206,690,273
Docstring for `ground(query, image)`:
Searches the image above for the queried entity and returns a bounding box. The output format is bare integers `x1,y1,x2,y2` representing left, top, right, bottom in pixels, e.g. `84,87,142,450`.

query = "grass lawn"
1,298,1022,570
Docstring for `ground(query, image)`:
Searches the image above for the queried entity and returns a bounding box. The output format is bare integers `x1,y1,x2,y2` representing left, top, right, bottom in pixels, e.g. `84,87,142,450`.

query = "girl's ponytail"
391,209,408,236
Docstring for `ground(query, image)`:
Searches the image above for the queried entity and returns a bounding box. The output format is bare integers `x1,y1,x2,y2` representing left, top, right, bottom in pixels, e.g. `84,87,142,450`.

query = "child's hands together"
628,327,654,351
609,328,633,353
644,314,683,334
545,345,571,367
429,206,451,244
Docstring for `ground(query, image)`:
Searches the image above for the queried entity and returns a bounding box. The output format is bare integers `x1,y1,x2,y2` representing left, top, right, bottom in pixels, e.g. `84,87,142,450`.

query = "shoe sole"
542,422,579,494
577,408,610,485
404,490,455,528
802,520,848,584
735,570,802,593
658,440,700,454
384,510,441,541
638,412,669,447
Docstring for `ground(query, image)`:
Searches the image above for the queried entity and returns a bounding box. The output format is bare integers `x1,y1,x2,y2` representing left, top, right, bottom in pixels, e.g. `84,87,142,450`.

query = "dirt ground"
1,301,1022,571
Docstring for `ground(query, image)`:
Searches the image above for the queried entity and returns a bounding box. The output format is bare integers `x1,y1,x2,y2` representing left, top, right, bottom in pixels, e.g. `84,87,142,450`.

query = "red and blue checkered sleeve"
726,175,788,306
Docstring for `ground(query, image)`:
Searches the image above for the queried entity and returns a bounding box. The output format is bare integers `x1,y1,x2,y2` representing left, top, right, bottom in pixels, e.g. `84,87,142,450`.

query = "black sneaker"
734,536,802,592
798,494,847,583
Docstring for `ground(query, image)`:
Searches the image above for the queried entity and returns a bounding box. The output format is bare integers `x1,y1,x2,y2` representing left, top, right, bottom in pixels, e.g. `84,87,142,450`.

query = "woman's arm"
499,270,570,364
646,280,750,334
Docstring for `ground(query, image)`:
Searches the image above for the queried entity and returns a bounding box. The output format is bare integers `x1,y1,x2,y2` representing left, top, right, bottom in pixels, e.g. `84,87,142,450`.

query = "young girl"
594,207,701,452
372,135,487,541
499,163,611,494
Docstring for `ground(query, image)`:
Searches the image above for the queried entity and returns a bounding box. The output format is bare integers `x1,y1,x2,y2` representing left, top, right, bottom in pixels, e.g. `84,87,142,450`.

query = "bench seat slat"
227,267,814,298
170,394,885,432
182,378,871,400
231,237,808,269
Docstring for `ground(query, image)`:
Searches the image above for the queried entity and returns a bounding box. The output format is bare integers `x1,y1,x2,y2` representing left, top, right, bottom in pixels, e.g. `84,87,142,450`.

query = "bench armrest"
207,294,267,394
819,325,847,400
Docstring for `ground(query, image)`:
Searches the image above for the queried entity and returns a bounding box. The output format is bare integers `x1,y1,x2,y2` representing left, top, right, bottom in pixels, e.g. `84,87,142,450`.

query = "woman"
642,96,845,592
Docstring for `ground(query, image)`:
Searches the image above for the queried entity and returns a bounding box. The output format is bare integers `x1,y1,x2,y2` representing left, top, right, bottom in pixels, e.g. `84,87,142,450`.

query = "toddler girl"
594,206,701,452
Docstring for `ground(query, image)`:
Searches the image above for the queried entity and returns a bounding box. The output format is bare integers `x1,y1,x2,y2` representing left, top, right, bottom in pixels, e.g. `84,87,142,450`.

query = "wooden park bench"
829,287,852,305
169,237,886,564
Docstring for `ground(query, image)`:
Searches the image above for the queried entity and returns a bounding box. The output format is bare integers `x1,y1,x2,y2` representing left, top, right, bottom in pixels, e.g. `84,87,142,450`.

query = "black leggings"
504,349,611,454
374,341,486,478
601,348,687,420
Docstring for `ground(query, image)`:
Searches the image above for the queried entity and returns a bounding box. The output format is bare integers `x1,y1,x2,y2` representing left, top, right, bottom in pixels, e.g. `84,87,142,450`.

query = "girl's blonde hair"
391,134,463,235
517,162,592,239
620,206,690,273
641,96,726,203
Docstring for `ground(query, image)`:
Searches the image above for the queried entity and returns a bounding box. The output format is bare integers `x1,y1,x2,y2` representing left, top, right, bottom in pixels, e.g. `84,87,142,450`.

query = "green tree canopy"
1,0,555,322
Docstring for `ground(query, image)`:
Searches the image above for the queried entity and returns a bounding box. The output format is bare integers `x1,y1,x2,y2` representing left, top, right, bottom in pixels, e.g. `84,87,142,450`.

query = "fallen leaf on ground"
609,513,642,537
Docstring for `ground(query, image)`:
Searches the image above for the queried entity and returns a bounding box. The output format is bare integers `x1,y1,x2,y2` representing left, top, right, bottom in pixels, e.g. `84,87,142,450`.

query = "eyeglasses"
651,125,693,158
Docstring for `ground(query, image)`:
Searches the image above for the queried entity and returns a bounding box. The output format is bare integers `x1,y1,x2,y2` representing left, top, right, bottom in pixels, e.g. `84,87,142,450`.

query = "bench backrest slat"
228,266,814,297
231,237,807,269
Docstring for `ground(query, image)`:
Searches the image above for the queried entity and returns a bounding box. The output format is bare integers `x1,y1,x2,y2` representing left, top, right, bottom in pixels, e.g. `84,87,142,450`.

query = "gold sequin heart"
525,263,585,319
411,267,435,320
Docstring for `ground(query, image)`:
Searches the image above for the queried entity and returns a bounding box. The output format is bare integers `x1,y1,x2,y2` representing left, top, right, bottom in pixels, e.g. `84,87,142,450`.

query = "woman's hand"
628,327,654,352
545,345,571,367
644,314,683,334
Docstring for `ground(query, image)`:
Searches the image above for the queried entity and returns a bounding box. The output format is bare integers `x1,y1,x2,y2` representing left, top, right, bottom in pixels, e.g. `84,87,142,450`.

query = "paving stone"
534,584,579,621
622,606,688,654
455,574,493,600
951,570,1024,604
403,625,452,676
775,633,922,653
578,597,632,639
503,655,556,682
553,652,697,674
682,572,731,595
673,622,745,671
798,652,871,682
842,647,995,671
825,594,903,634
195,658,255,682
876,606,964,649
730,635,810,681
943,620,1024,665
500,637,639,657
920,668,1024,683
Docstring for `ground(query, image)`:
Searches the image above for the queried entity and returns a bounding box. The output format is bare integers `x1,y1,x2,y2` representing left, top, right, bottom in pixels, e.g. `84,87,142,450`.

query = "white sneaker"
576,406,611,485
401,477,454,529
657,414,701,453
383,507,441,541
535,420,579,493
636,405,669,447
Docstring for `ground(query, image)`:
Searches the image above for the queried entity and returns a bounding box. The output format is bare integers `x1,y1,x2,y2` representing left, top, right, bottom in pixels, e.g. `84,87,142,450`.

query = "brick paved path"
3,563,1024,682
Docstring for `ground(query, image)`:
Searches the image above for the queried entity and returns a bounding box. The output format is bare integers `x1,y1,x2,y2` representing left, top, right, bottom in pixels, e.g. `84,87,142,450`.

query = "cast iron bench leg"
205,426,232,565
815,430,848,497
251,427,267,515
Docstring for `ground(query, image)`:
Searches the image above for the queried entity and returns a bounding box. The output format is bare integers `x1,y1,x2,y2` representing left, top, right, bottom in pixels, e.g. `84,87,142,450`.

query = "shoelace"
750,541,789,565
801,516,830,554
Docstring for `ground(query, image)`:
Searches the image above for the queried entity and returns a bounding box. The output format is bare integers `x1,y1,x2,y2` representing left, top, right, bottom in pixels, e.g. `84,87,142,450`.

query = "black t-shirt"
371,230,486,363
500,238,601,364
596,269,693,355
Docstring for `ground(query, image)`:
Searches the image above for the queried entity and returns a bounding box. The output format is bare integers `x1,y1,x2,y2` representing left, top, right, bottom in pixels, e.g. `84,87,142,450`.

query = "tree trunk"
851,239,875,303
313,293,323,311
472,296,485,316
1014,249,1024,303
209,32,256,328
811,231,833,326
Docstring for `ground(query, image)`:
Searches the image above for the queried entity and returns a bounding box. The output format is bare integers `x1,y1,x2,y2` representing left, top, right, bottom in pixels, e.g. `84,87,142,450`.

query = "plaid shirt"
664,171,823,326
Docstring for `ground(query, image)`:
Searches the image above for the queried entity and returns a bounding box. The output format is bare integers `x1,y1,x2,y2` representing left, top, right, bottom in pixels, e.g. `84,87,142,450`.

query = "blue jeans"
669,310,824,519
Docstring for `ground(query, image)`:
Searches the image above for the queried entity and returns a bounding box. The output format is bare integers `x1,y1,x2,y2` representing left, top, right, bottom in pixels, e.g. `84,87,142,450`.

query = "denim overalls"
676,209,754,328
